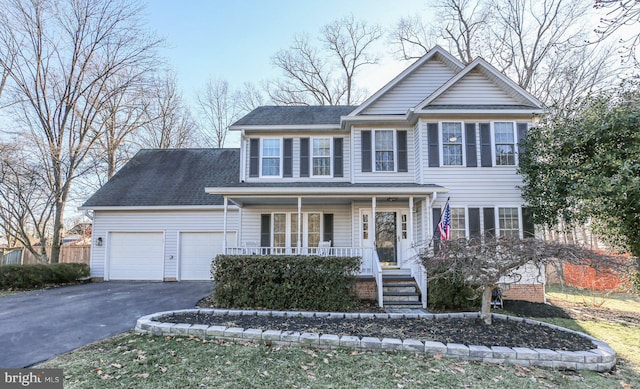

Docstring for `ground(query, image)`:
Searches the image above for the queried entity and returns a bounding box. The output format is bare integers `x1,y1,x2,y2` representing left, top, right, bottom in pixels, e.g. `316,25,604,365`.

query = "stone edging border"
135,309,616,372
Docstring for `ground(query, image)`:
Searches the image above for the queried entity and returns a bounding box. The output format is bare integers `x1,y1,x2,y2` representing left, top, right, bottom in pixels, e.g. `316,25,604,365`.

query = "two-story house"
81,46,545,307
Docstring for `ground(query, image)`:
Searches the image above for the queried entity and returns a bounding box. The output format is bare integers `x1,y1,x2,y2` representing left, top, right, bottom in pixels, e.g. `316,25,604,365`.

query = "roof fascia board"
415,58,544,110
230,124,342,131
205,186,449,196
79,205,238,211
348,46,465,117
414,108,545,115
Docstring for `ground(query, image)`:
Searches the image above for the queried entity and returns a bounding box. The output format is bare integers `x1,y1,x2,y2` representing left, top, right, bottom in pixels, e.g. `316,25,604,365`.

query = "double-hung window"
312,138,331,176
498,207,519,237
374,130,394,171
450,207,466,239
261,139,281,176
442,122,463,166
494,122,516,166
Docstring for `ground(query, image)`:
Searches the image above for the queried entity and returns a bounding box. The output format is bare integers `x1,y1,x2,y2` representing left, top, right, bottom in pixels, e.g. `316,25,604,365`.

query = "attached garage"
108,232,164,280
179,232,236,280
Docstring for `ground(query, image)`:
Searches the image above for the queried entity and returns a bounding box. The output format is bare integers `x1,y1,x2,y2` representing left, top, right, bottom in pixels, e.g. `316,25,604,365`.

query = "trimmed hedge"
0,263,90,290
212,255,360,311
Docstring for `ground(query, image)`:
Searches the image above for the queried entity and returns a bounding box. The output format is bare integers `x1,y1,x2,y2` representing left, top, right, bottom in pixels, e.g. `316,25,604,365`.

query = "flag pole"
428,197,450,247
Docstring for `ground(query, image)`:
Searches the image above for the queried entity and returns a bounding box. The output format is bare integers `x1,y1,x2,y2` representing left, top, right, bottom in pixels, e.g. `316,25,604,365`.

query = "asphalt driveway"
0,281,212,368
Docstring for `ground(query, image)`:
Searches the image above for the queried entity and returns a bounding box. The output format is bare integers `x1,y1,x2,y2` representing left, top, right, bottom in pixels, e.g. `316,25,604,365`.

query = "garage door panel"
109,232,163,280
180,232,235,280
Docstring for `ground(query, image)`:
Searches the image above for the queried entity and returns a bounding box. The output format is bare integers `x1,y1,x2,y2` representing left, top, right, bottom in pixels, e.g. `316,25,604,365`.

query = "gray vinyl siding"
362,59,458,115
90,210,239,279
430,69,521,106
352,128,415,183
238,204,352,248
243,131,351,183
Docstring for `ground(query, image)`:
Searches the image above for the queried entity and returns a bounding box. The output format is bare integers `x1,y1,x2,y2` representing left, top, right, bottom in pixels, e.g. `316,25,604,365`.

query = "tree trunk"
480,286,493,325
50,199,65,263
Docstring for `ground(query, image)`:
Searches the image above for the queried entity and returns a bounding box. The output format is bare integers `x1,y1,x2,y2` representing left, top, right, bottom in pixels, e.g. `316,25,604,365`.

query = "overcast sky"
145,0,433,104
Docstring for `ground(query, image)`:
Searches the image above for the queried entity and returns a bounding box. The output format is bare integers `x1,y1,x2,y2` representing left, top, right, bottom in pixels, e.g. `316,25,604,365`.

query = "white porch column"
297,197,302,251
409,196,414,246
223,196,228,252
371,197,377,247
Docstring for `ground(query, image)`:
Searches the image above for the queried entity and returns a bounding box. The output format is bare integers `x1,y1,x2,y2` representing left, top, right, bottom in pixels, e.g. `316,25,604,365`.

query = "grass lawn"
38,333,638,389
37,287,640,388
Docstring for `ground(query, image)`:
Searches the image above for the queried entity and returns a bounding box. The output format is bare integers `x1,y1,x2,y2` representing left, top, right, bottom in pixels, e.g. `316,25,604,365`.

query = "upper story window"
442,122,463,166
312,138,331,176
261,139,281,177
374,130,394,172
494,122,516,166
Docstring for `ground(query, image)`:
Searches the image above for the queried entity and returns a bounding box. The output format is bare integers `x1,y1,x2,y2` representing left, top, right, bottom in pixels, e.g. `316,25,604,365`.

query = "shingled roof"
82,148,239,208
231,105,357,127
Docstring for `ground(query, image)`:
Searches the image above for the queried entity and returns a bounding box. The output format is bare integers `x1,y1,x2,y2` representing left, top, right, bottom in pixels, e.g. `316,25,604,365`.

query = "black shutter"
517,122,528,163
522,207,535,238
333,138,343,177
260,214,271,248
469,208,480,240
249,138,259,177
300,137,310,177
323,214,334,244
465,123,477,167
480,123,492,167
483,207,495,238
427,123,439,167
361,130,372,172
432,207,441,253
283,138,293,177
397,130,408,172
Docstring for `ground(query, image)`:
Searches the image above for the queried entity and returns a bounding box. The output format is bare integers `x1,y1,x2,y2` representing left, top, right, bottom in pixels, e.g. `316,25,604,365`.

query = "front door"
376,211,397,266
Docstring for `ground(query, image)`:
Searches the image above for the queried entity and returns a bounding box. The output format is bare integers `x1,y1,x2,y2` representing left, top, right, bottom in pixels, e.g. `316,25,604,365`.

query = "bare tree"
419,236,625,324
0,142,54,262
196,78,240,148
235,82,266,114
390,0,619,107
0,0,160,263
269,15,382,105
595,0,640,67
138,72,197,149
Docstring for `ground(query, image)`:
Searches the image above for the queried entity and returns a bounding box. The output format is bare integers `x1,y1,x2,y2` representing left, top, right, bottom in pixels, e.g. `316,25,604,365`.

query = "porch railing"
408,246,428,309
225,246,376,277
372,250,384,307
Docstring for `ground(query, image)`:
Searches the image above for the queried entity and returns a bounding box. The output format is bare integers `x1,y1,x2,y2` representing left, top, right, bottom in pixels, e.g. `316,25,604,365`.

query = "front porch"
209,183,448,309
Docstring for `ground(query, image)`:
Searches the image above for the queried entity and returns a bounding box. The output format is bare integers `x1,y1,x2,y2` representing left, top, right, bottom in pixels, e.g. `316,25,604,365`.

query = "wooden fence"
4,245,91,265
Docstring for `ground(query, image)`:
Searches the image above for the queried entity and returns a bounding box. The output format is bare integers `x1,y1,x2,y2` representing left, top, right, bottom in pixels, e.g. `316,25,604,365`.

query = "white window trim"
372,129,397,173
491,122,518,167
310,137,333,178
494,206,523,238
260,138,283,178
439,121,465,167
270,212,323,247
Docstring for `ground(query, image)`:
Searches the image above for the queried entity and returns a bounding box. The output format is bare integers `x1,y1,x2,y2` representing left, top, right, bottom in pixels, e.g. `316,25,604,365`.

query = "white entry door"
180,232,236,280
360,209,410,267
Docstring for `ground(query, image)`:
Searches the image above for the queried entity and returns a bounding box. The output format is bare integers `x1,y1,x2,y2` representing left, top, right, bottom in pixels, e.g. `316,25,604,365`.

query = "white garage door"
109,232,164,280
180,232,235,280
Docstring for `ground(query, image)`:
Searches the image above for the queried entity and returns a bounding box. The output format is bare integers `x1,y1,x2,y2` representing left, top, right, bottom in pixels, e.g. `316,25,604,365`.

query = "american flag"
438,202,451,240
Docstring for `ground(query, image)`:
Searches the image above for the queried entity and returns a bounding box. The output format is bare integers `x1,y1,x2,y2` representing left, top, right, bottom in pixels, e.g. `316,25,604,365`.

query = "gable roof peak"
348,46,465,116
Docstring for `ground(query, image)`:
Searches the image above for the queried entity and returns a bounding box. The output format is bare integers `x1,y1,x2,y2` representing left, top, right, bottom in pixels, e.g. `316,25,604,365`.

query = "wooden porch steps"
381,271,422,308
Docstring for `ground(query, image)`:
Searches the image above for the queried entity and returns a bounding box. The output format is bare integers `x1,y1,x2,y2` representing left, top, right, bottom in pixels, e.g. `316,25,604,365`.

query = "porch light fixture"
96,237,103,246
387,197,398,202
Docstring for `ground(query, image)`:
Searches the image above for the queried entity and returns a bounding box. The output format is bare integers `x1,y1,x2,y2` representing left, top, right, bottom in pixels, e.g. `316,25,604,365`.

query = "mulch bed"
157,311,594,351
